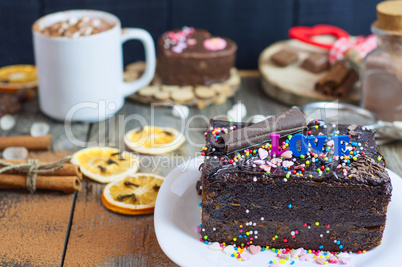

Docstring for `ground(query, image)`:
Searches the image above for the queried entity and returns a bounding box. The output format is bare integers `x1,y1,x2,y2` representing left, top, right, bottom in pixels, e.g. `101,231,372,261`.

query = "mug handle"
120,28,156,96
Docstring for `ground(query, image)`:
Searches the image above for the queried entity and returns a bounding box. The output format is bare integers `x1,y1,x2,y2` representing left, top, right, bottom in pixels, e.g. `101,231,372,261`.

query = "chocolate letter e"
288,133,308,157
332,135,350,156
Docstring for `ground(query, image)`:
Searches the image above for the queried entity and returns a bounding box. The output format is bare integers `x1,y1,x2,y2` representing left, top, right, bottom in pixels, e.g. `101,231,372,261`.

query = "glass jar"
362,25,402,121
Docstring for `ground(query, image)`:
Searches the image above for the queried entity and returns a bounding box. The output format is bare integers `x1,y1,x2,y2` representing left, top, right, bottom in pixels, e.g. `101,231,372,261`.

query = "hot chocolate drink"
37,16,113,38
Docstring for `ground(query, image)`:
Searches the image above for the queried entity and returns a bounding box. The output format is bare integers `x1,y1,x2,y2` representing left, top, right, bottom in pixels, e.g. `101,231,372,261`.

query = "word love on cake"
270,133,350,157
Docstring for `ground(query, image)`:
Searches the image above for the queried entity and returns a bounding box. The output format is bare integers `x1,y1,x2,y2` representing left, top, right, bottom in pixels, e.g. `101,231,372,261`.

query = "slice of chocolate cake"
200,108,392,252
157,27,237,86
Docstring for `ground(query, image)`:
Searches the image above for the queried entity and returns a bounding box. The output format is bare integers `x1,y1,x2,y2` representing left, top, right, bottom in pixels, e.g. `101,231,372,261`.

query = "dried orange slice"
71,147,139,183
124,126,185,155
101,173,164,215
0,65,37,93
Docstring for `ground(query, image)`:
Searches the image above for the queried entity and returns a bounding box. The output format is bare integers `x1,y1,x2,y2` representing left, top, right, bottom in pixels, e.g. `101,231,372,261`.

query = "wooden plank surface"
0,152,76,266
0,97,90,266
1,77,401,266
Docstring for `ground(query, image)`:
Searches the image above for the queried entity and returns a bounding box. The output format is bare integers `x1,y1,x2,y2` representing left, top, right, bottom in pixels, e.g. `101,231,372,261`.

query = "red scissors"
289,25,350,50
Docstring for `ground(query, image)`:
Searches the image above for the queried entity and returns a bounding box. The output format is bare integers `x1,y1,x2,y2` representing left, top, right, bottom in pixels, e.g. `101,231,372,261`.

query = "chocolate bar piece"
270,49,298,67
301,53,329,73
218,108,306,154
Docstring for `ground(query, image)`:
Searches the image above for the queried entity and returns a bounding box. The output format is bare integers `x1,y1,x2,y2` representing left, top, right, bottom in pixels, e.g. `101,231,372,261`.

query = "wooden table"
1,75,401,266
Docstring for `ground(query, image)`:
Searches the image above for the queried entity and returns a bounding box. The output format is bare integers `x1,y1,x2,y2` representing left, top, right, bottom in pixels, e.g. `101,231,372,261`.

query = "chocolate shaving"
218,108,307,153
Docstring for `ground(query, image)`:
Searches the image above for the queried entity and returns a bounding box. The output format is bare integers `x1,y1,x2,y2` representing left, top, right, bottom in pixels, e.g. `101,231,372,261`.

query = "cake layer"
157,28,237,86
202,170,389,227
201,217,385,252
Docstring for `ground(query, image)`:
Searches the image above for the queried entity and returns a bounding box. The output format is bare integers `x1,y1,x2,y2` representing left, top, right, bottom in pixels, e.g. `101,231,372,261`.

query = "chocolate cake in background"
199,108,392,252
157,27,237,86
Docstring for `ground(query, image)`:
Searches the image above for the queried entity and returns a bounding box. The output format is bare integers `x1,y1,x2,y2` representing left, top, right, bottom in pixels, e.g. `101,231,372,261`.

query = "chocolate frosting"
218,107,306,153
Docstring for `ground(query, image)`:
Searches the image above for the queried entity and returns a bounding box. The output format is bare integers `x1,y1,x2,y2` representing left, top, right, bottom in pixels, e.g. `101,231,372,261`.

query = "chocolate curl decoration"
218,107,307,154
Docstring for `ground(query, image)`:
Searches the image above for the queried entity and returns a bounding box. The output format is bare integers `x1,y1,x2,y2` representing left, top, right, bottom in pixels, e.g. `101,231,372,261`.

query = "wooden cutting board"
258,39,360,106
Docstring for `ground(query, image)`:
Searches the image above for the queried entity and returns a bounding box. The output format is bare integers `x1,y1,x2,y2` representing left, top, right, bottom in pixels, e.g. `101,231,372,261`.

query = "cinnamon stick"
0,174,81,193
218,107,306,153
315,62,349,92
0,160,82,180
333,69,359,98
0,135,52,150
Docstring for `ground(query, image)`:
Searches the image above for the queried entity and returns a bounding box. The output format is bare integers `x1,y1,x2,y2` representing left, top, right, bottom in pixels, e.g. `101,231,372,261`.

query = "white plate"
154,157,402,267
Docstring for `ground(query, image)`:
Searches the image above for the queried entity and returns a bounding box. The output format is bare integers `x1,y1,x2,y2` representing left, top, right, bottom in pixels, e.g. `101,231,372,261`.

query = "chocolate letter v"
307,135,327,154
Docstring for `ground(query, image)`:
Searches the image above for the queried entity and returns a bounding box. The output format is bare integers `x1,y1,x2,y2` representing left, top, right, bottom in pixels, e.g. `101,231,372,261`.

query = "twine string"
0,156,72,193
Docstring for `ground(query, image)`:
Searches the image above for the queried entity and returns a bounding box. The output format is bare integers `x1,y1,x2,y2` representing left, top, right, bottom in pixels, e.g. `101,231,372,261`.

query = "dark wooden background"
0,0,380,69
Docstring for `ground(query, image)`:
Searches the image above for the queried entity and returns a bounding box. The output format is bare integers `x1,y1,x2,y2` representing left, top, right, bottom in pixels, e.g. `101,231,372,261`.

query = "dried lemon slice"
124,126,185,155
101,173,164,215
71,147,139,183
0,65,38,92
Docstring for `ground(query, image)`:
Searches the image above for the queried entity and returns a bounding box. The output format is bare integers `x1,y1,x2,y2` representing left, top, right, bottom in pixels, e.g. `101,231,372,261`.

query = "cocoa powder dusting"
0,191,73,266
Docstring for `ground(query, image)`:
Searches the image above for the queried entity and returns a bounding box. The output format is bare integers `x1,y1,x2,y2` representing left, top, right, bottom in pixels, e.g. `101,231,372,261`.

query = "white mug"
32,10,156,122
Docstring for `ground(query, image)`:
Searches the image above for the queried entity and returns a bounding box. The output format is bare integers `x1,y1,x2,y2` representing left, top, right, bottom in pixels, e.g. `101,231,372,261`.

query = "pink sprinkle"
327,255,338,263
280,253,291,259
241,254,251,261
282,160,294,168
203,37,227,51
299,254,311,261
294,164,305,169
327,140,335,147
250,237,253,240
299,248,307,256
239,229,243,233
340,258,352,264
270,158,282,165
187,38,197,46
295,230,299,234
246,162,250,165
233,126,236,130
259,165,271,172
281,150,293,159
254,160,266,165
